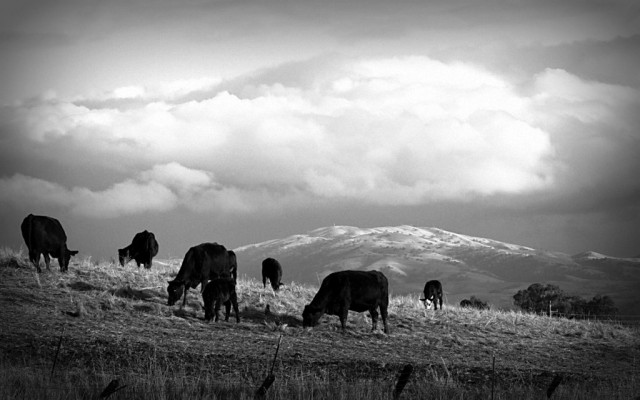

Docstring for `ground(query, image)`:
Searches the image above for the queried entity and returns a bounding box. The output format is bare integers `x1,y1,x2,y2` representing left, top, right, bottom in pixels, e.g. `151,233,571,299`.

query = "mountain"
233,225,640,315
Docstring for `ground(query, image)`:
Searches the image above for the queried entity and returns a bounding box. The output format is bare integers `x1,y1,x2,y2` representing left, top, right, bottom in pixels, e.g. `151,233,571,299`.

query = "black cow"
460,299,473,308
228,250,238,283
262,257,283,291
118,230,159,269
21,214,78,273
420,280,443,311
167,242,231,307
302,270,389,334
460,296,490,310
202,278,240,323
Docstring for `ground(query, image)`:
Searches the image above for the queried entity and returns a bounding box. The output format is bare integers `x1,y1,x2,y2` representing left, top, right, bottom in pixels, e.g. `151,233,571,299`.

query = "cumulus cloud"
0,162,266,218
2,55,638,217
0,174,177,218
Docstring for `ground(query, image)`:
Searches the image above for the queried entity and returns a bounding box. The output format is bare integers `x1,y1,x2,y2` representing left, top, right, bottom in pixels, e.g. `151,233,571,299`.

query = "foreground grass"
1,247,638,399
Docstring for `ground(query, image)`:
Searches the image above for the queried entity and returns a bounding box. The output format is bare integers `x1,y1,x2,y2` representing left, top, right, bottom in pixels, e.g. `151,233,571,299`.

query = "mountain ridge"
233,225,640,315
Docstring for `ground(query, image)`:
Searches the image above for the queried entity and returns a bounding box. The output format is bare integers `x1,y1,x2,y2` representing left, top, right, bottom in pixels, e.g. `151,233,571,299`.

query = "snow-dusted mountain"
234,225,640,315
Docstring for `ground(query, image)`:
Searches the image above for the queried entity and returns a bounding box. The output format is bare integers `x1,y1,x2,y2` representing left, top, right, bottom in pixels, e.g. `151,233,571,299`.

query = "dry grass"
0,248,638,399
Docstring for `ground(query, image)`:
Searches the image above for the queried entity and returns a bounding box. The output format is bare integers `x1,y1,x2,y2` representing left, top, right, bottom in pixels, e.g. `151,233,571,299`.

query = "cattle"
460,296,490,310
202,278,240,323
167,242,231,308
118,230,159,269
460,299,473,308
420,280,443,312
262,257,283,291
228,250,238,283
21,214,78,273
302,270,389,334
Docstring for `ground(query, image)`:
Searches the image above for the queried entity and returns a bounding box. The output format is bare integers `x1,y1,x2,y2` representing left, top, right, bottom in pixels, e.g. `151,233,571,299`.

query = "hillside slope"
0,248,640,398
1,249,639,399
234,225,640,315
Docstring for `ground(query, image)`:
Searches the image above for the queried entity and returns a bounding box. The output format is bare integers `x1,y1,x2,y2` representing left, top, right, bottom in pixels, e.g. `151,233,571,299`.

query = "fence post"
546,375,562,398
254,335,282,399
99,379,127,399
393,364,413,400
490,356,496,400
50,325,65,378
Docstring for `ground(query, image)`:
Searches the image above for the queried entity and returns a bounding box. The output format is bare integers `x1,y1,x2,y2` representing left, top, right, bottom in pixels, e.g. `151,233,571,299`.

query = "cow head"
302,305,323,328
59,248,79,272
167,280,184,306
117,248,130,267
419,295,434,310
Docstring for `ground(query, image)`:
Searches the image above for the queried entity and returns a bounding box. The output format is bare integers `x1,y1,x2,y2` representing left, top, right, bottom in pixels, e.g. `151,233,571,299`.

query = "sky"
1,0,639,262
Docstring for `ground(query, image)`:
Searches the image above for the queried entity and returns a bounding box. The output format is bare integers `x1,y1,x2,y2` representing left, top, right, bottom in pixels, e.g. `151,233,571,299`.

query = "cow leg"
29,251,42,273
223,300,231,322
214,300,221,322
439,297,443,310
380,305,389,334
369,308,379,332
181,286,188,309
263,276,267,289
231,293,240,323
43,253,51,271
339,307,349,332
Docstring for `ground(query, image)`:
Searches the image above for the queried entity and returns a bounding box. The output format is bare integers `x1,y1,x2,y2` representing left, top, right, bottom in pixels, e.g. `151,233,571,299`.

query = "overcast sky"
1,0,639,261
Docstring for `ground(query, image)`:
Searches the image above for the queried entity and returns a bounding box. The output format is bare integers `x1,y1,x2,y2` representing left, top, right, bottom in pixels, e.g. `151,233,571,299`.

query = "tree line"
513,283,617,316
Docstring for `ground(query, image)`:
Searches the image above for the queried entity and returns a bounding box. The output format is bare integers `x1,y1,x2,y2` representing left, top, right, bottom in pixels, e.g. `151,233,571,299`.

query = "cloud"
0,161,270,217
2,55,638,217
0,174,177,218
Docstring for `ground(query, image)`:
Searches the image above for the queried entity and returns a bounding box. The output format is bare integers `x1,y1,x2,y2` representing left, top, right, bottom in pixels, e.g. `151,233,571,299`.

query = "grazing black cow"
21,214,78,273
228,250,238,283
262,257,283,291
302,270,389,334
460,299,473,308
420,280,443,311
202,278,240,323
167,242,231,307
118,230,159,269
460,296,490,310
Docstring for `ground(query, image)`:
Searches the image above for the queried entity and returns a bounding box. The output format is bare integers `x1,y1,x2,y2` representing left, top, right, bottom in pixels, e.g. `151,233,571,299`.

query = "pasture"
0,247,638,399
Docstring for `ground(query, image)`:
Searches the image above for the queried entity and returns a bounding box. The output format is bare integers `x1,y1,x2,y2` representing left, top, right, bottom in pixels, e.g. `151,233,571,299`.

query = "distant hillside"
234,225,640,315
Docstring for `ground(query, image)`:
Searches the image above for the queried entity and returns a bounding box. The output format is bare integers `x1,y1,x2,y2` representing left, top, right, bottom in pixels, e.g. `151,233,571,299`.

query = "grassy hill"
0,248,638,399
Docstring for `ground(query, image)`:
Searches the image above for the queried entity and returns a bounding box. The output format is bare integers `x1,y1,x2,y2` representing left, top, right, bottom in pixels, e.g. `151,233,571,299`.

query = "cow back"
424,280,443,298
130,231,159,256
202,243,231,280
21,214,68,254
261,257,283,289
312,270,388,312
